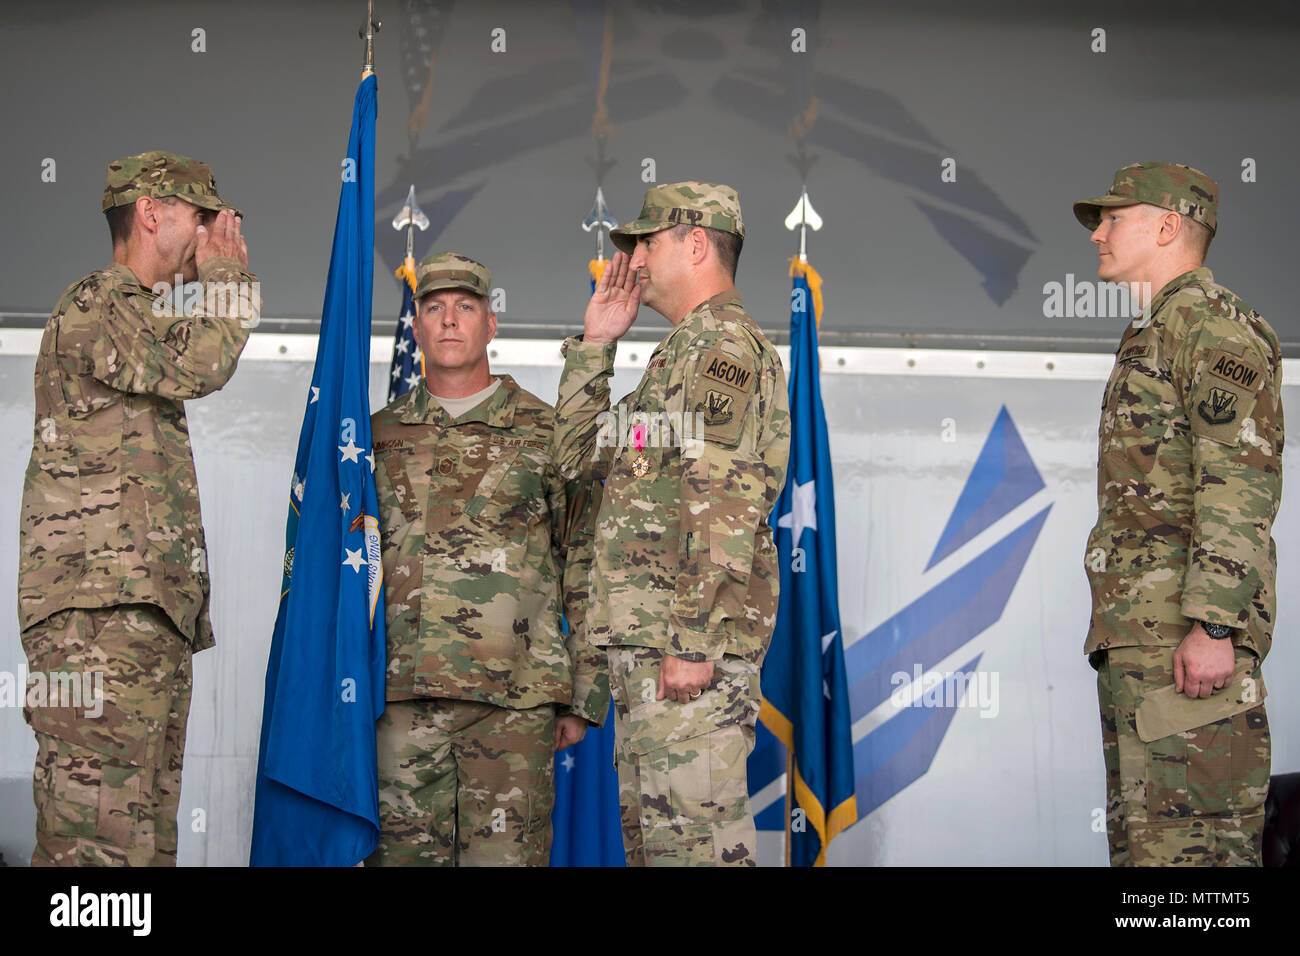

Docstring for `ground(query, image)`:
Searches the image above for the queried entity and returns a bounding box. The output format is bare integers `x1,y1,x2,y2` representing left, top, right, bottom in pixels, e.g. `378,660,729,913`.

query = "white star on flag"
365,452,375,473
398,310,413,329
396,338,411,355
310,386,320,404
391,366,402,382
777,479,817,543
342,548,367,572
405,371,421,390
561,752,575,772
340,492,350,513
339,439,362,463
293,479,304,501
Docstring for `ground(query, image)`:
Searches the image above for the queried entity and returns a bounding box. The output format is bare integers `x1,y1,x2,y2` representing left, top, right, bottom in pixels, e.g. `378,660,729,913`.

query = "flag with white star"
387,264,422,402
748,257,858,866
251,73,387,867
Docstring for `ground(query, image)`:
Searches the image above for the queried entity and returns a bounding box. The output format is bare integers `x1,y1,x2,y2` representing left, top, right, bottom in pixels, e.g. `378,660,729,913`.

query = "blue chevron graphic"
752,407,1051,830
926,405,1044,570
853,653,981,813
846,505,1051,720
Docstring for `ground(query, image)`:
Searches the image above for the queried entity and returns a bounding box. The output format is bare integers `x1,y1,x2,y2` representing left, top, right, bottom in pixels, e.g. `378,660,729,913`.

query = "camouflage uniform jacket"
18,258,258,651
554,290,791,664
370,375,608,723
1085,267,1284,660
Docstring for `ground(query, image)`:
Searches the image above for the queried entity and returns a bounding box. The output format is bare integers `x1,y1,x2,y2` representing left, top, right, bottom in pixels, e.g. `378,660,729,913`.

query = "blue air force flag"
250,74,387,866
750,259,858,866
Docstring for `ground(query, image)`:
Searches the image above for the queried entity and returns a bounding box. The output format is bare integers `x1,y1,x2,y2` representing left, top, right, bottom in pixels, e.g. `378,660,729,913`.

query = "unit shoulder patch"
699,348,755,392
1190,346,1267,445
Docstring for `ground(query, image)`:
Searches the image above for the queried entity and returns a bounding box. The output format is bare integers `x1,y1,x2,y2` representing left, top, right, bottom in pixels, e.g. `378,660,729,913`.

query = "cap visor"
184,195,244,220
610,219,668,256
416,279,484,298
1072,195,1134,230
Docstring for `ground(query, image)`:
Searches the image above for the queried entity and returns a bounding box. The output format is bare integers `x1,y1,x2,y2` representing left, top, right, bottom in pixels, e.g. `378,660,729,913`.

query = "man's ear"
486,311,498,342
134,196,159,236
690,227,710,266
1155,208,1183,248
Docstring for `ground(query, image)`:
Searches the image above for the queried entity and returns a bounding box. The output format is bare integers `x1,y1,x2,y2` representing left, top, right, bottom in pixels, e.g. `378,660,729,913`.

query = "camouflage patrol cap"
415,252,492,300
102,150,242,219
610,181,745,255
1073,161,1218,234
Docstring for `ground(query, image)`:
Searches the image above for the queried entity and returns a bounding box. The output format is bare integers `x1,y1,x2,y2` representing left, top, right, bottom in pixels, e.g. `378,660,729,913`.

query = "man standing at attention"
367,252,607,866
19,150,256,866
1077,162,1283,866
554,183,791,866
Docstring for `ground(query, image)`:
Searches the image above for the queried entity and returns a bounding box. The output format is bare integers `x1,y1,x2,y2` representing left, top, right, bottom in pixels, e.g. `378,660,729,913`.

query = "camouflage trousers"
366,698,556,866
1094,644,1270,867
21,604,193,867
608,645,761,867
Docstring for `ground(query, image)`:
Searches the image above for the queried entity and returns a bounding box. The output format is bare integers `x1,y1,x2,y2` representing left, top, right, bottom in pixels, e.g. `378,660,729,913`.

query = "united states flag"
388,268,422,402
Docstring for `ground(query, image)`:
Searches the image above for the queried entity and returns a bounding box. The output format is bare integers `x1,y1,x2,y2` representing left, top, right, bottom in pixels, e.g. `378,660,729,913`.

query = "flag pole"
784,751,793,867
359,0,381,79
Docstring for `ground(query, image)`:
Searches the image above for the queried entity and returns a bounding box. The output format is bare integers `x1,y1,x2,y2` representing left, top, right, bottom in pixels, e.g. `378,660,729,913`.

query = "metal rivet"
490,349,498,359
278,344,288,354
1046,361,1055,371
629,353,638,362
907,358,916,368
976,360,985,369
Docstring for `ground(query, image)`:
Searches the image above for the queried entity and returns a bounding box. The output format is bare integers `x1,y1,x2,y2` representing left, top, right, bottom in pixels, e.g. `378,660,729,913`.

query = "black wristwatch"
1199,621,1234,640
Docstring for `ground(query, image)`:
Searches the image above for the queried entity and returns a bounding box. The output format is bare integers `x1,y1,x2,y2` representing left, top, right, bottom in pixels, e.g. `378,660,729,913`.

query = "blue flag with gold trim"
750,259,857,866
250,74,386,866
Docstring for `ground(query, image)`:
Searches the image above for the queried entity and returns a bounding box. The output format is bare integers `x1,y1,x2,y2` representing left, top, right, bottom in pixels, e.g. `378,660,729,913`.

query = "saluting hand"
583,250,641,344
196,209,249,268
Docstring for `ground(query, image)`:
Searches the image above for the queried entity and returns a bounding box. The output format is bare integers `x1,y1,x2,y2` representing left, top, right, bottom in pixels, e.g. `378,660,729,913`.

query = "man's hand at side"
1174,623,1236,699
657,654,715,704
554,714,588,751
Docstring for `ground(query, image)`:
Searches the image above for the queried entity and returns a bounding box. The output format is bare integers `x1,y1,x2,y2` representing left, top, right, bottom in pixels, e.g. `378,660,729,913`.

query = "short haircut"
105,195,189,247
105,204,134,246
1180,214,1213,262
669,223,743,280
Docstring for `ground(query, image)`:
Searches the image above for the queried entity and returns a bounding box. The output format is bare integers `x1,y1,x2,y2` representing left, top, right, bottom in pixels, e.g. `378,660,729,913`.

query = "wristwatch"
1199,621,1234,640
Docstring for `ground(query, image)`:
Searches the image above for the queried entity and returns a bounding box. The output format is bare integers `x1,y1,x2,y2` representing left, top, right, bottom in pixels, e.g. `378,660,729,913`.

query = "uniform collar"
1148,267,1213,318
104,261,154,296
399,373,518,428
1118,267,1213,347
656,288,749,353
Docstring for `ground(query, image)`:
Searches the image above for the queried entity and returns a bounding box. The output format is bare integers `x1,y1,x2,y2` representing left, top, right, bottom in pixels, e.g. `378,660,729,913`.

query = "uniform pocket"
36,736,143,847
708,457,762,579
1139,650,1270,818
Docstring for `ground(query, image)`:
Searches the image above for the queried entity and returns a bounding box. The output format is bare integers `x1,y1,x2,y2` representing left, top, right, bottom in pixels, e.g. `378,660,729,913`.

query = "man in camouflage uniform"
18,151,257,866
553,182,791,866
365,252,607,867
1077,162,1283,866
